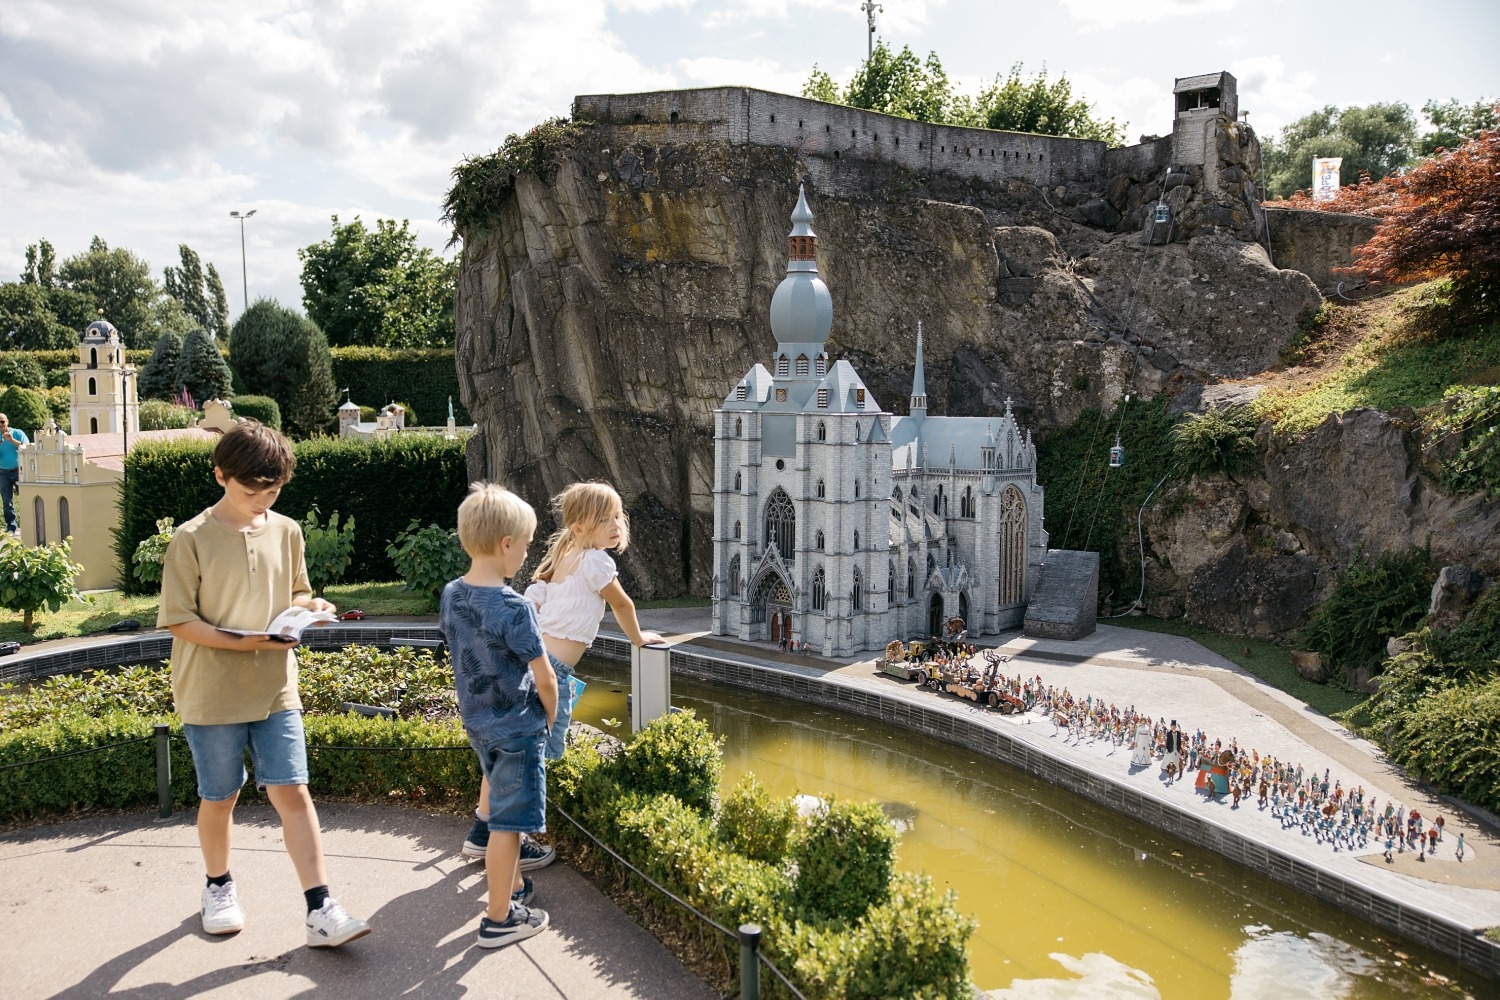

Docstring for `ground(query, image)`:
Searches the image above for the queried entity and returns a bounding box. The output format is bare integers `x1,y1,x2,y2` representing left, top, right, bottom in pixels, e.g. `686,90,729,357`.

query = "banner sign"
1312,157,1342,202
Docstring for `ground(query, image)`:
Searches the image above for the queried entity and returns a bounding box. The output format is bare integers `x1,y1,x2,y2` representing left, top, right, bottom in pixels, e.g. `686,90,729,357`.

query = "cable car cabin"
1109,443,1125,468
1154,203,1170,224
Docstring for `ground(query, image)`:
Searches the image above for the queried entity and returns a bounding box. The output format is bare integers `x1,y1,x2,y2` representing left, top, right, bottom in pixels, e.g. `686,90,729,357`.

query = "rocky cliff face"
454,130,1322,599
1139,409,1500,637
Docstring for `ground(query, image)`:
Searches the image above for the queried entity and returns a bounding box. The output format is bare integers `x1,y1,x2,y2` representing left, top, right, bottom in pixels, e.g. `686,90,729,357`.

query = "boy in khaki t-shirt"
156,421,370,948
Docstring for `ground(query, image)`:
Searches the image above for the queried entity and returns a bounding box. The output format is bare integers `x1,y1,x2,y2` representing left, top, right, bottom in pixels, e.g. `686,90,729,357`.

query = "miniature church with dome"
711,187,1049,655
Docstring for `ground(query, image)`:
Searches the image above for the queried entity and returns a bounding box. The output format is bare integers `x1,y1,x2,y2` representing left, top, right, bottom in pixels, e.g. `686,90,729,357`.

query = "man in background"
0,413,30,536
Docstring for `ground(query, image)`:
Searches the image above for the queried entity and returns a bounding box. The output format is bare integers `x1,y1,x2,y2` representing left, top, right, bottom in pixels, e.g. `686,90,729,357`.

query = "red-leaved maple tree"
1349,118,1500,323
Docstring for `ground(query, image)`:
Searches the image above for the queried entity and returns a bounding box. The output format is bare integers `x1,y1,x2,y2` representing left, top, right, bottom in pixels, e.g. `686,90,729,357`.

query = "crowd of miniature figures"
876,637,1461,862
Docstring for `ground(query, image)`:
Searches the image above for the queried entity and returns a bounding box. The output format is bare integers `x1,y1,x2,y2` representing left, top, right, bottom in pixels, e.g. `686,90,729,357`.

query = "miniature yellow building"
17,319,236,589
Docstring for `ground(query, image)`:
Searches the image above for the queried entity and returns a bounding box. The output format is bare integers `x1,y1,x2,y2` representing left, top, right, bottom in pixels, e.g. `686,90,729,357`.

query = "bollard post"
739,923,762,1000
630,642,672,731
154,723,171,819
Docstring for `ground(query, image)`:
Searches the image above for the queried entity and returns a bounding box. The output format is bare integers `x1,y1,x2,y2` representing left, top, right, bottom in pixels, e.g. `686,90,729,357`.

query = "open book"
218,607,337,641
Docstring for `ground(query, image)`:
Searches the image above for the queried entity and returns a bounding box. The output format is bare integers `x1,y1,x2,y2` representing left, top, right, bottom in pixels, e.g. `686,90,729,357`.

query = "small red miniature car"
338,609,367,621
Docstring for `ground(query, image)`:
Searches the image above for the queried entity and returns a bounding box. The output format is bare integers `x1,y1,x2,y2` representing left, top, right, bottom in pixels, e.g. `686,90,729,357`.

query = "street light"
860,1,882,60
229,209,257,313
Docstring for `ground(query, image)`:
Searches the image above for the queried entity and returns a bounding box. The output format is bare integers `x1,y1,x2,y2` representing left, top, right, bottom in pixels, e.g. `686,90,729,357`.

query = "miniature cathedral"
712,186,1048,655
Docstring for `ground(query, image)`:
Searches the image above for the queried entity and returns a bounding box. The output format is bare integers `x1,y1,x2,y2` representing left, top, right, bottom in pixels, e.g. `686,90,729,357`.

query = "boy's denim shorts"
547,655,574,761
183,710,309,802
473,730,547,833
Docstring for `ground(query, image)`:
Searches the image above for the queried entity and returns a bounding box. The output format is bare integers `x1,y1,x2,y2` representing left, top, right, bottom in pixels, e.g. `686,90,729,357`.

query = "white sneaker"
201,881,245,935
305,897,371,948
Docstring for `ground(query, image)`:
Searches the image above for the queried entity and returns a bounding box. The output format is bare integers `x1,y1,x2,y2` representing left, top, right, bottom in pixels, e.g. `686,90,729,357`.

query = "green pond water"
571,657,1485,999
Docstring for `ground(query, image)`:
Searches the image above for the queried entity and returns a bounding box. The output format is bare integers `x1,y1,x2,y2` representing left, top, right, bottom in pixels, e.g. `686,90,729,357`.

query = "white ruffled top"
523,548,618,644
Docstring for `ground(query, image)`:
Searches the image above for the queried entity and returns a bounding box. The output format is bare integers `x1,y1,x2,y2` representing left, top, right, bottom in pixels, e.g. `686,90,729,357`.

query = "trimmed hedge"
230,394,281,429
331,346,469,426
117,434,470,591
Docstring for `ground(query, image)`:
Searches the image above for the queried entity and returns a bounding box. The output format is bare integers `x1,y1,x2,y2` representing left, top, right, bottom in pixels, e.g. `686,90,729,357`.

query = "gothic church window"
907,557,915,596
734,520,741,539
888,562,896,601
765,488,795,561
851,567,863,611
927,553,935,577
58,497,69,540
735,417,742,436
812,567,826,611
33,496,46,544
816,479,825,498
729,555,741,595
817,421,827,441
734,471,742,491
815,530,825,550
853,529,860,549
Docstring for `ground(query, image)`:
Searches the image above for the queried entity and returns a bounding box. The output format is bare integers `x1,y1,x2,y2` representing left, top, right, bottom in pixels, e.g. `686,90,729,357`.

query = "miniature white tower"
69,319,139,437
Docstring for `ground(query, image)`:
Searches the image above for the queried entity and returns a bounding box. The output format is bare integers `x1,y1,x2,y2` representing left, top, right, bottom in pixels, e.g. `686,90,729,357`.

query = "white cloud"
677,56,808,95
698,0,943,36
1228,55,1319,137
1059,0,1239,31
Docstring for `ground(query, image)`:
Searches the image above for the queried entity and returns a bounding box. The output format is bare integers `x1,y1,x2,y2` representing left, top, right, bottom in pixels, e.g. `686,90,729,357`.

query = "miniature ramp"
1023,549,1099,640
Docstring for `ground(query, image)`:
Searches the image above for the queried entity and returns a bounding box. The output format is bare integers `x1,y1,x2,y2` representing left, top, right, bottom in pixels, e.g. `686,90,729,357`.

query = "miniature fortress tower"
712,187,1048,655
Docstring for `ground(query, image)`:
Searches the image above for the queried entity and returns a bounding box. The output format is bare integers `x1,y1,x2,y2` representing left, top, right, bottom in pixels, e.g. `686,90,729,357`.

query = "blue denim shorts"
183,710,309,801
473,731,547,833
546,655,574,761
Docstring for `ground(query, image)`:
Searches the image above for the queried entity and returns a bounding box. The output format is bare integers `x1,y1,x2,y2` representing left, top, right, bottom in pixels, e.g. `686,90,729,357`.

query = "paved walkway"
5,609,1498,995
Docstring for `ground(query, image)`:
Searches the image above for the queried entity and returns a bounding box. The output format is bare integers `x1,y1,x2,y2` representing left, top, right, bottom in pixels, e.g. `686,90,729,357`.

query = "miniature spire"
769,183,832,361
910,322,927,417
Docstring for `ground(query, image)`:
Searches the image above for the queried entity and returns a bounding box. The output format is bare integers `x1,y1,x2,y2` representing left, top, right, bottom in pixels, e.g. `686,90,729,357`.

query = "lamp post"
229,209,257,313
860,1,882,60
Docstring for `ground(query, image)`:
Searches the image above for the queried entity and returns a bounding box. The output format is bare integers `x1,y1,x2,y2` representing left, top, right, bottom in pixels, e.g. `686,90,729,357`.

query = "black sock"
206,871,231,888
305,885,330,914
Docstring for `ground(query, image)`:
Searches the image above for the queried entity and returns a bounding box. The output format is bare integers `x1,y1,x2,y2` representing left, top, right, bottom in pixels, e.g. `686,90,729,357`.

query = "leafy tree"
955,63,1124,144
0,353,46,389
174,327,233,403
0,536,85,632
1421,98,1498,155
385,519,468,599
137,330,183,400
163,245,231,341
1263,103,1419,199
801,44,1122,145
0,283,74,350
0,385,53,434
20,240,58,288
56,236,160,346
1351,120,1500,325
228,299,337,437
297,216,456,348
131,517,177,588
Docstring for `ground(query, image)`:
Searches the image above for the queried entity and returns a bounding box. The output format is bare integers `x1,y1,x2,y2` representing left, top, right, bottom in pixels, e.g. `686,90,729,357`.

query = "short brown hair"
213,420,296,487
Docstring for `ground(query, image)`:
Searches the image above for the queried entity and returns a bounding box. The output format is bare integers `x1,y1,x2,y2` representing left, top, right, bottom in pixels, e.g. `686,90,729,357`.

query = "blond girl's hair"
456,482,537,558
534,481,629,582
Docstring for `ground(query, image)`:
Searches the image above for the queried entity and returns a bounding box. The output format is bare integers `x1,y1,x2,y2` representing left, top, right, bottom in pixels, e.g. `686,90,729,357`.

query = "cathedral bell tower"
69,319,139,437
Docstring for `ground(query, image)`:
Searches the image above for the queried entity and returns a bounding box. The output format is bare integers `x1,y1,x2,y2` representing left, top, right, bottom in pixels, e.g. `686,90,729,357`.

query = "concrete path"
0,802,716,1000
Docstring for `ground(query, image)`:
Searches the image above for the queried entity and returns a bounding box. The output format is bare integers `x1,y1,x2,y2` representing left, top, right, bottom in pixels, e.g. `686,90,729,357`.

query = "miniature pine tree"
137,330,182,400
174,327,232,404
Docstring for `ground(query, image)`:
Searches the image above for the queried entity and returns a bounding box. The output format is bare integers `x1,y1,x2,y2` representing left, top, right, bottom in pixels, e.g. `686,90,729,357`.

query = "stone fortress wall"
574,87,1181,189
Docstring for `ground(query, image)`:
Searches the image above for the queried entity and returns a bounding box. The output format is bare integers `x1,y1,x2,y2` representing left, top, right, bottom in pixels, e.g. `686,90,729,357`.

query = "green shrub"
301,506,356,597
1301,548,1436,674
44,386,69,428
1431,585,1500,677
1387,673,1500,814
331,346,468,427
718,772,799,864
304,713,475,803
386,519,469,599
230,394,281,429
0,352,46,389
0,712,196,819
791,798,897,923
613,709,723,816
295,645,456,719
137,331,182,400
0,536,85,631
175,327,233,403
0,663,174,730
117,434,468,592
1170,404,1261,477
138,399,195,430
130,516,177,589
45,366,69,389
228,299,337,438
0,384,52,435
1428,385,1500,500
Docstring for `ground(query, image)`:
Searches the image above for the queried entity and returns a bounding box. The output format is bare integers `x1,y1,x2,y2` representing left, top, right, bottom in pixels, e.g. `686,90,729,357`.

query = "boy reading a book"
156,421,371,947
440,483,557,948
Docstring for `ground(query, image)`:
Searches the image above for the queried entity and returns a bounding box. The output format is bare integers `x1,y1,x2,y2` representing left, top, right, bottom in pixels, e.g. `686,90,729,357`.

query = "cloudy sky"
3,0,1497,322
